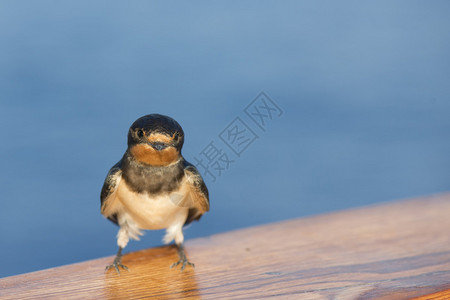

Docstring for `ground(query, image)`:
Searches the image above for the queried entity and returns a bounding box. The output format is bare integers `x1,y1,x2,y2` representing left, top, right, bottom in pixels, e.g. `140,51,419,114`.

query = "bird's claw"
105,256,129,275
171,258,195,271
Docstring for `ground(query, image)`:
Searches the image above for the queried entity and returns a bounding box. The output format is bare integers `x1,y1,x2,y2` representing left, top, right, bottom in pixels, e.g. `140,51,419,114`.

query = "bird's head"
127,114,184,166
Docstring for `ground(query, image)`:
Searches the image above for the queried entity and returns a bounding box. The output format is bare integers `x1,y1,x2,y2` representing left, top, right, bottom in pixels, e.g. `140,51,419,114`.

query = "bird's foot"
171,257,195,271
171,244,195,271
105,248,129,275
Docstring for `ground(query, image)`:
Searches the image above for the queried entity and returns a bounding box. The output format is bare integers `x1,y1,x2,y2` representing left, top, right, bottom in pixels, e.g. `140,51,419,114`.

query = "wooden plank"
1,193,450,299
412,289,450,300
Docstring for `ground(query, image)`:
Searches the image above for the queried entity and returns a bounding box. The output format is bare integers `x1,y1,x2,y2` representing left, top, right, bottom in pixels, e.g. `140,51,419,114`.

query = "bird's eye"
137,129,144,138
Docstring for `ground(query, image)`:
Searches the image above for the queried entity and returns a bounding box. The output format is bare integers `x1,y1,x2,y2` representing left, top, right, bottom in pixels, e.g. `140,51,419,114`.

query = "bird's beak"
149,142,168,151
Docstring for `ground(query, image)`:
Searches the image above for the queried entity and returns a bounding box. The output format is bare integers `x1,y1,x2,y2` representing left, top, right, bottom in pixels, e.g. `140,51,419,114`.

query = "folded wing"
100,160,123,225
182,161,210,225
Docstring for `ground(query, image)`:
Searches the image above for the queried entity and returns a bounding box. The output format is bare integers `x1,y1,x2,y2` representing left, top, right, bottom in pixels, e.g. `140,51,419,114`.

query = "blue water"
1,1,449,278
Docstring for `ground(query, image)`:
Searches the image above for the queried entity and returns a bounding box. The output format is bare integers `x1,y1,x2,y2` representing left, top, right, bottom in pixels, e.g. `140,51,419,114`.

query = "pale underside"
101,171,202,248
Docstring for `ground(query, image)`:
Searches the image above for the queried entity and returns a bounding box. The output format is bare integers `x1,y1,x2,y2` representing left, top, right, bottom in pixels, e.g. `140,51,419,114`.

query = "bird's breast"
116,179,189,230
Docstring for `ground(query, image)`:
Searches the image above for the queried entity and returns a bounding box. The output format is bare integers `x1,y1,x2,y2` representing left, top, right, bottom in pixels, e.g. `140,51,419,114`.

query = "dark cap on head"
127,114,184,150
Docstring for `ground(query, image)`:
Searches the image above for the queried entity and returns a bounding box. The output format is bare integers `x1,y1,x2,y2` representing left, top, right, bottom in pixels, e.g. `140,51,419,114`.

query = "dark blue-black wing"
100,159,123,225
183,159,210,226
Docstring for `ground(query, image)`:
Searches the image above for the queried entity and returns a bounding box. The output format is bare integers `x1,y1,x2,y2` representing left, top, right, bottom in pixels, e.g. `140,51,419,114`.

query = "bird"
100,114,209,274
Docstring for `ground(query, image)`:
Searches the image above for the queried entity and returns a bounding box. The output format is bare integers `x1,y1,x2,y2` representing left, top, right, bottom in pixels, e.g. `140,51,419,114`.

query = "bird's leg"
171,243,195,271
105,246,129,275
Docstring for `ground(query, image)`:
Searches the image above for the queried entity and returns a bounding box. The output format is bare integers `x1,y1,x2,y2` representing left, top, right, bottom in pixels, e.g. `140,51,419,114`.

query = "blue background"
1,1,449,278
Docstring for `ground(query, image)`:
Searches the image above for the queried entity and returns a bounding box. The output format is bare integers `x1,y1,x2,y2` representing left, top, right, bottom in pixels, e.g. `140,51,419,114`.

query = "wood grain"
1,193,450,299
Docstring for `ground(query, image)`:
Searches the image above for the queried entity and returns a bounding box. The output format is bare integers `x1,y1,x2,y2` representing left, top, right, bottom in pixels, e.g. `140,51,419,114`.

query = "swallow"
100,114,209,274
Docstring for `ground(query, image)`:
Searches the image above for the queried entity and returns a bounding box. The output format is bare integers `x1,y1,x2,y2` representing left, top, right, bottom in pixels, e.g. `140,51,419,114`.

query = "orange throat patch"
130,144,180,166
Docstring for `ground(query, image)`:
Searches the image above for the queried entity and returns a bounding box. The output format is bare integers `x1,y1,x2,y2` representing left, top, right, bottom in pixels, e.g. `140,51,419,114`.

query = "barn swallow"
100,114,209,274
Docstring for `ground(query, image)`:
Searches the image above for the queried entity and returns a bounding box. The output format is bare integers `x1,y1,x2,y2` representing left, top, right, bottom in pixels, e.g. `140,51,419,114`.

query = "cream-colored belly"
116,180,189,230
